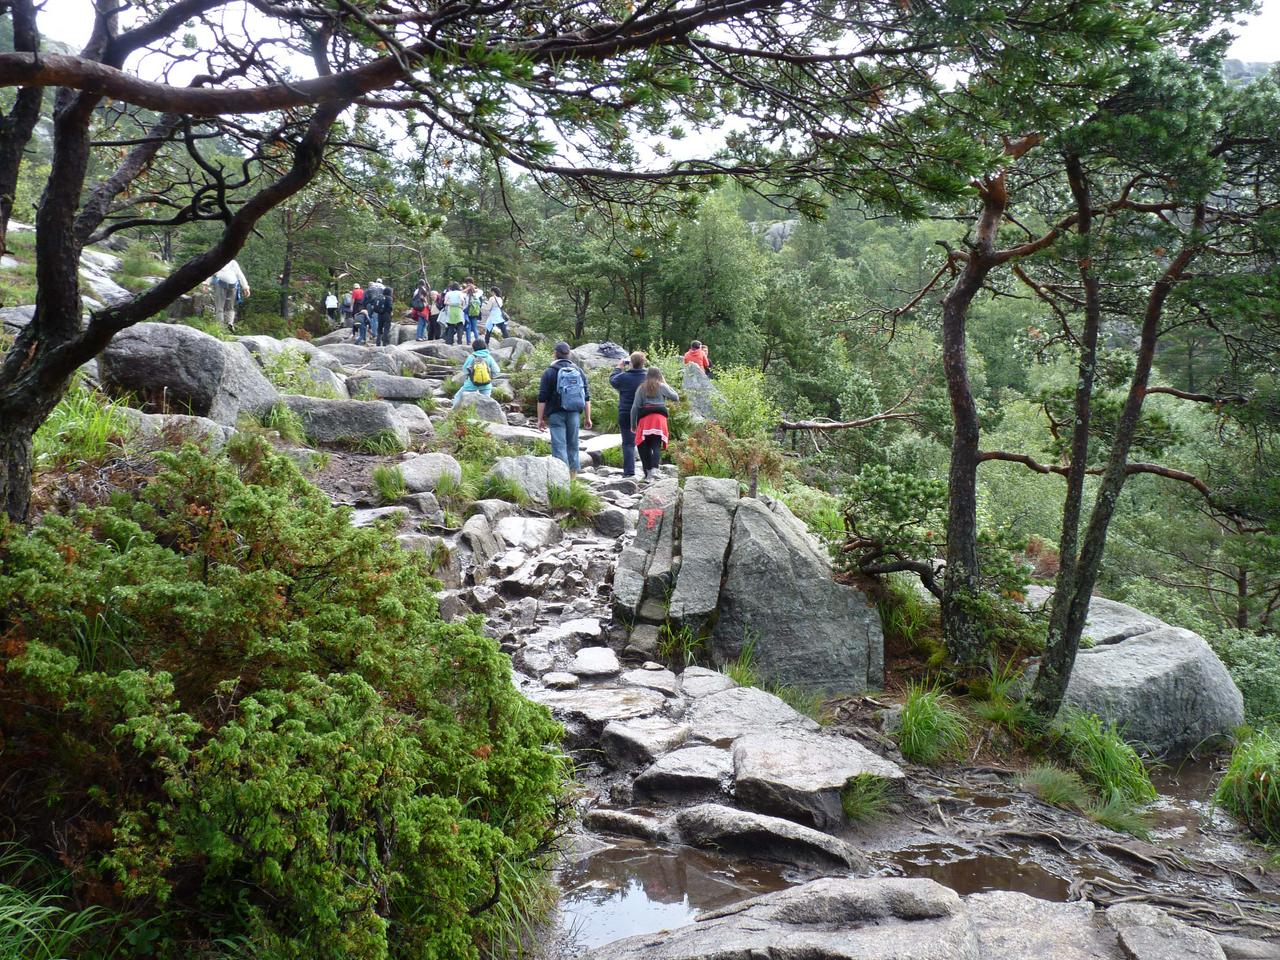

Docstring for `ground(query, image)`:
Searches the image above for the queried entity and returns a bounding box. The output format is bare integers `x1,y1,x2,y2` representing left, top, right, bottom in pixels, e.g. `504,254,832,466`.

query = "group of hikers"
327,276,507,347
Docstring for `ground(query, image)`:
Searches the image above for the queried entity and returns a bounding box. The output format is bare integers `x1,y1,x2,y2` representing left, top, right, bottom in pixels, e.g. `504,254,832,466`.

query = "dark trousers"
618,410,637,476
445,323,463,345
428,315,442,340
638,434,664,473
376,313,392,346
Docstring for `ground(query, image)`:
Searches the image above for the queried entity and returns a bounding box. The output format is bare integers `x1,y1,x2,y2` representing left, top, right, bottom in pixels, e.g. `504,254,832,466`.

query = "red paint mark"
641,508,664,530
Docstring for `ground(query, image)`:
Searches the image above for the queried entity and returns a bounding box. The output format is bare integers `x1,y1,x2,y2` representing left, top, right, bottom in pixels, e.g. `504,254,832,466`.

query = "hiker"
354,304,374,344
375,286,394,346
412,280,431,341
340,288,354,330
482,286,507,340
537,341,592,478
610,351,648,479
350,283,364,334
367,277,385,303
208,259,250,330
324,289,339,326
452,337,501,409
632,366,679,481
443,282,465,344
428,290,442,340
463,277,482,345
683,340,711,373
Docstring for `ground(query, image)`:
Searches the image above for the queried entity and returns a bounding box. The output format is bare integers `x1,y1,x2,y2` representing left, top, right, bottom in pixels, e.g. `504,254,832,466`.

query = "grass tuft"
1022,764,1090,809
476,472,530,506
547,480,602,526
658,622,703,667
1087,794,1152,839
723,644,759,688
356,430,406,456
32,379,135,469
898,680,970,765
1215,728,1280,843
262,402,308,444
841,774,893,822
1055,709,1156,805
372,465,407,504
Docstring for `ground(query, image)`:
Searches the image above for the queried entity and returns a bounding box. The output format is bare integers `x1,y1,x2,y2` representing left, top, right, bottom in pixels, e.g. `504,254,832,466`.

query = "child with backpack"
536,341,592,479
452,338,501,409
631,367,679,481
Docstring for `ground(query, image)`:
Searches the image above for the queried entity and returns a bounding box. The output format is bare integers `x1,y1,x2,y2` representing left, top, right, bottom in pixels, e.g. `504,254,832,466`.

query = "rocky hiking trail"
80,318,1280,960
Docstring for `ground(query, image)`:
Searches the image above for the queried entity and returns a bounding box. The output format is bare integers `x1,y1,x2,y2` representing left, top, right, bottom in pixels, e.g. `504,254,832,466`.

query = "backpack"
467,293,482,317
411,292,425,310
555,363,587,412
469,356,492,386
342,293,353,310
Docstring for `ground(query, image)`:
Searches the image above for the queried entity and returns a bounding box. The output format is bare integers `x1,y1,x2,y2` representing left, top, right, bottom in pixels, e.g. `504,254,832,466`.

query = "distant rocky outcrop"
614,476,884,693
1024,586,1244,757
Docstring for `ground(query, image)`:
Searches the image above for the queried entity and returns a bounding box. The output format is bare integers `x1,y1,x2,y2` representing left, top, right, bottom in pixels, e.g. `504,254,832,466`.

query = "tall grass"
32,380,135,469
657,622,703,666
1215,728,1280,843
898,680,970,764
877,574,940,656
1055,709,1156,805
841,774,893,822
476,472,530,506
1021,764,1089,809
372,465,407,503
547,480,601,526
261,402,308,444
0,845,116,960
355,430,407,455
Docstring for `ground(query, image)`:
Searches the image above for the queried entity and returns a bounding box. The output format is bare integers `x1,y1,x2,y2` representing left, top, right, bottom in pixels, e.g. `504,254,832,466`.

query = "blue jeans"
618,409,636,476
464,315,478,343
415,312,427,339
548,410,581,472
357,313,375,343
452,384,493,409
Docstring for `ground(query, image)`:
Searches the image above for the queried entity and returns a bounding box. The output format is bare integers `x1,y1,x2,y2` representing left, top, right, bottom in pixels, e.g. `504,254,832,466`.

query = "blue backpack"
555,363,587,412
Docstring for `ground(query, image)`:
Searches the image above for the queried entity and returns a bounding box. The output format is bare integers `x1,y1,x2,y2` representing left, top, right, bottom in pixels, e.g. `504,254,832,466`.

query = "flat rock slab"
349,373,435,400
686,686,819,744
496,516,564,552
282,395,410,447
634,746,733,800
529,687,666,726
581,809,671,843
587,877,974,960
674,803,865,872
731,729,904,829
1106,903,1226,960
968,891,1121,960
542,671,579,690
490,455,571,506
620,667,680,697
600,715,692,768
350,506,410,529
678,666,737,699
567,646,621,677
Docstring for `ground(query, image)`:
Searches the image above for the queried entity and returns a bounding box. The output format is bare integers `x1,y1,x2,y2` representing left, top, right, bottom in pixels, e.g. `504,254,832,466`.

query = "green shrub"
898,681,970,764
1021,764,1089,809
260,348,337,399
668,423,784,485
0,439,567,959
547,480,602,526
841,774,893,822
710,366,779,439
1216,728,1280,843
1054,709,1156,805
772,481,844,539
414,394,438,415
1209,629,1280,726
438,408,510,467
32,379,135,470
435,470,480,510
372,464,407,503
261,402,308,444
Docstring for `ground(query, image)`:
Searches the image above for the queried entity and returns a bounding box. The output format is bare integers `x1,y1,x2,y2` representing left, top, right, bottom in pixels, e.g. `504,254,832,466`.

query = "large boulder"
488,337,534,366
668,476,738,629
453,391,506,423
686,686,819,743
121,408,234,450
400,452,461,492
612,478,680,621
712,497,884,693
1024,591,1244,757
347,373,436,401
100,322,278,425
489,455,570,506
569,341,629,370
279,396,409,448
682,361,717,421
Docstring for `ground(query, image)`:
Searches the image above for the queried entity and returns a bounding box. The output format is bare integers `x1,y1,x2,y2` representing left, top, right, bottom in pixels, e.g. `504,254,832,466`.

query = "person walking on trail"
412,280,431,341
340,289,354,330
610,351,648,479
324,289,339,326
683,340,711,373
443,282,466,345
462,277,482,345
428,289,442,340
632,367,679,481
367,277,385,303
350,283,364,335
374,286,395,346
354,304,374,344
208,259,250,330
452,337,501,409
482,286,507,340
537,341,592,479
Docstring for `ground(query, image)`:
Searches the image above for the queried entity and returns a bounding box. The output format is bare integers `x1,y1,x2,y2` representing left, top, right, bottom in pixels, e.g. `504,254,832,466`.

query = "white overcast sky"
41,0,1280,63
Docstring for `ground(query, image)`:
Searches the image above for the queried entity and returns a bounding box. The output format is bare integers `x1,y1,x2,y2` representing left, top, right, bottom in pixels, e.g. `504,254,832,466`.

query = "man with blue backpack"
537,341,593,479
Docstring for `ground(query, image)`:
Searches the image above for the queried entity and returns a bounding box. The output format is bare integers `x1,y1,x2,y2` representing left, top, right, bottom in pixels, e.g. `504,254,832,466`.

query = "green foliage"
723,645,759,688
767,682,827,723
657,622,703,667
434,470,480,511
840,774,893,822
669,423,783,485
547,480,602,526
261,402,308,444
414,394,437,415
32,379,135,470
260,349,337,399
770,480,844,540
1216,729,1280,844
1087,794,1152,839
372,464,407,503
710,366,779,439
355,430,406,455
115,240,169,293
877,574,940,656
1021,764,1090,809
476,472,530,507
1054,710,1157,805
1209,629,1280,726
898,681,970,764
0,438,566,959
0,844,124,960
438,408,510,467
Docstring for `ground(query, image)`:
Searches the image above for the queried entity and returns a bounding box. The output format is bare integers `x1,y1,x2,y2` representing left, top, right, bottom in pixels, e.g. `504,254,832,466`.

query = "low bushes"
0,438,566,959
1216,728,1280,843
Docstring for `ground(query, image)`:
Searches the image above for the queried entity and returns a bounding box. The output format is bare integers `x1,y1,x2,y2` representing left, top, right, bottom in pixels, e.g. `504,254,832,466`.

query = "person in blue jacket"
610,351,648,479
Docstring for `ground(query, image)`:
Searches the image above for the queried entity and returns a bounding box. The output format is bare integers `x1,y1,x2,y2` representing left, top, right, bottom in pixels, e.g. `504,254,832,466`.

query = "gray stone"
968,891,1117,960
1025,585,1163,645
674,803,865,871
468,583,503,612
392,402,434,437
678,666,738,699
489,455,571,506
587,877,973,960
713,497,884,693
400,491,441,516
600,715,692,768
763,218,797,252
593,505,631,537
1217,936,1280,959
0,304,34,334
460,515,501,569
569,341,629,370
687,686,819,744
668,476,739,629
409,340,472,364
527,686,666,727
731,729,905,829
319,342,401,375
121,408,234,450
620,667,680,697
470,499,519,526
100,322,278,425
626,623,661,658
400,452,462,492
612,478,680,621
350,506,410,529
487,336,534,366
542,671,579,690
634,746,733,799
348,373,436,401
495,516,563,552
280,395,409,448
567,646,621,677
581,809,671,843
681,361,717,421
517,643,556,675
1106,903,1226,960
454,390,506,423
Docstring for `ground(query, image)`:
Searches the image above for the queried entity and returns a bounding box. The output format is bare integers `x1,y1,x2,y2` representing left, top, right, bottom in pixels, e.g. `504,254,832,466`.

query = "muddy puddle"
555,838,792,950
876,842,1071,899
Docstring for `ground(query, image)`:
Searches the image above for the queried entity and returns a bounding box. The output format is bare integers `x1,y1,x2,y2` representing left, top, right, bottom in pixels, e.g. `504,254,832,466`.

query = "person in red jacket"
349,284,365,336
682,340,710,373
